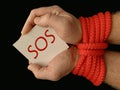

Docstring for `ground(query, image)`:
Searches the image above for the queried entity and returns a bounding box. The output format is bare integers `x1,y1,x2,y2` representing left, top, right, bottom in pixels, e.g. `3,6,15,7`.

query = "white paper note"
13,25,69,66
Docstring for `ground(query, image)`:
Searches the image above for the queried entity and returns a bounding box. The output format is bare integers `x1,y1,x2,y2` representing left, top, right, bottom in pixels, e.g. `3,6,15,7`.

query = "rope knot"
78,43,108,56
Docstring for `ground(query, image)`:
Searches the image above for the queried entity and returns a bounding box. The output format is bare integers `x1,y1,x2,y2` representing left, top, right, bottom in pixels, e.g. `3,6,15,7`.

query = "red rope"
72,11,112,86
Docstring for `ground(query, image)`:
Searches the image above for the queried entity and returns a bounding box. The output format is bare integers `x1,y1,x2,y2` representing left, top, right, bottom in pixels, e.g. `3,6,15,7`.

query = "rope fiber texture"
72,11,112,86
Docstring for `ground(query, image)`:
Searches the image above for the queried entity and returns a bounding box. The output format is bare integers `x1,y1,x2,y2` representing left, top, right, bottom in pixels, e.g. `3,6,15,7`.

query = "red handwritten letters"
27,29,55,59
13,25,69,66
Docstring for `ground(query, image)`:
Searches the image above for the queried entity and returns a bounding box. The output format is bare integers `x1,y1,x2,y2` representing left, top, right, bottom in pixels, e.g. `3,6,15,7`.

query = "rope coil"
72,11,112,86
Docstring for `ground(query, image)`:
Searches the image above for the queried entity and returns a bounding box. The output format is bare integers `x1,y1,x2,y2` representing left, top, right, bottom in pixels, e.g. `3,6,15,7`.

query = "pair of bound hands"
21,5,82,81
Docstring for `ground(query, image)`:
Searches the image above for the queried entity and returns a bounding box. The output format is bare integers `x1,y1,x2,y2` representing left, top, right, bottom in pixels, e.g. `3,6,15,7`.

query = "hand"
21,5,81,81
21,5,81,45
27,46,79,81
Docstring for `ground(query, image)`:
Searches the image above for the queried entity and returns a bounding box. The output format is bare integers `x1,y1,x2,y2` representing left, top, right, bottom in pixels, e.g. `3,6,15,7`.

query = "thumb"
34,14,51,27
34,13,64,30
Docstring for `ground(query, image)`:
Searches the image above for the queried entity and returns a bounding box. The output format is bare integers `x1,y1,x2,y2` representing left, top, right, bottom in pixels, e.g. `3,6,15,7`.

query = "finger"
34,13,67,33
34,14,51,27
21,5,63,35
27,63,46,78
21,11,37,35
27,63,50,80
28,61,32,64
27,63,60,81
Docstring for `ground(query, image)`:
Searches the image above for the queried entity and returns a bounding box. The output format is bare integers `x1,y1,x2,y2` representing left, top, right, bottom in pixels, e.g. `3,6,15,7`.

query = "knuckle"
51,5,62,11
50,76,60,81
49,71,61,81
30,8,37,14
34,72,40,79
52,5,60,8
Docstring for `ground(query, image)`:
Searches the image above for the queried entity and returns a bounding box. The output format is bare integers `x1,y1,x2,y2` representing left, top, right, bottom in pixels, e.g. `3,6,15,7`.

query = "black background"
2,0,120,89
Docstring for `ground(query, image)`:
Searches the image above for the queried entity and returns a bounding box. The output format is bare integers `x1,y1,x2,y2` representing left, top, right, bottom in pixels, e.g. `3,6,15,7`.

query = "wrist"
107,11,120,44
75,19,82,45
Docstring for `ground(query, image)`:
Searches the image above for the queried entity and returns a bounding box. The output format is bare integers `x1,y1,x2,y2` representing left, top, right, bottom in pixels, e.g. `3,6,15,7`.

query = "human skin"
21,5,120,89
103,11,120,90
104,51,120,90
